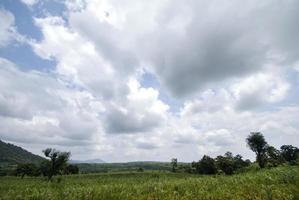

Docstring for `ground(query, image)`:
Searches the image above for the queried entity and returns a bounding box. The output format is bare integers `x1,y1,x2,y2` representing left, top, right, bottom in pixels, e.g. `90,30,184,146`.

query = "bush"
196,155,217,175
15,163,40,178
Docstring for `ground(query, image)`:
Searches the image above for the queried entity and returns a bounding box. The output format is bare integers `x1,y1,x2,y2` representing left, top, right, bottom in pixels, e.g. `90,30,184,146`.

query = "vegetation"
15,163,40,178
171,158,178,172
280,145,299,164
0,140,45,165
246,132,268,168
75,162,176,174
0,166,298,200
41,148,71,180
0,132,298,199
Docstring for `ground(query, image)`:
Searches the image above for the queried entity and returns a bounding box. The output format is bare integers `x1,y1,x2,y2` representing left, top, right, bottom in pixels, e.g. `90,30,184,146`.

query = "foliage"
196,155,217,174
76,161,175,174
42,148,70,180
266,146,284,167
0,166,298,200
280,145,299,164
0,140,45,165
233,154,251,170
246,132,268,168
216,152,235,175
15,163,40,178
215,152,251,175
171,158,178,172
63,164,79,175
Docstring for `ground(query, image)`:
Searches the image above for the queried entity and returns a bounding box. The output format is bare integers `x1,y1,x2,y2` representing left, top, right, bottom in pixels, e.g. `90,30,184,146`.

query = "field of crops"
0,166,298,200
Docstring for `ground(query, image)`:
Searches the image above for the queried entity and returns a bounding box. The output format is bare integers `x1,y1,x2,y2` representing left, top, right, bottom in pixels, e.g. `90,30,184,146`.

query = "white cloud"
0,58,64,119
20,0,39,7
104,78,169,134
0,9,16,47
0,57,108,158
232,72,290,110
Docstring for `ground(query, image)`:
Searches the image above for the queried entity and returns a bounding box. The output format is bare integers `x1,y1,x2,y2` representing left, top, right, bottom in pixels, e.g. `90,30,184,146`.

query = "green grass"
0,166,298,200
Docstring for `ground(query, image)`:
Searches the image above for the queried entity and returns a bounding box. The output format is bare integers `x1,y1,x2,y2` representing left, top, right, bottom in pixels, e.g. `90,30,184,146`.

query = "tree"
233,154,251,170
266,146,283,167
197,155,217,175
42,148,70,180
137,167,144,172
215,152,250,175
246,132,268,168
15,163,40,178
216,154,234,175
64,164,79,175
171,158,178,172
280,145,299,163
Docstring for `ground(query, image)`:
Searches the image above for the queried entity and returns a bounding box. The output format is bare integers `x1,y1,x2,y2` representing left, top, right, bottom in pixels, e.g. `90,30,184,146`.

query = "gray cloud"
62,0,299,98
142,0,299,97
104,104,164,134
135,141,159,150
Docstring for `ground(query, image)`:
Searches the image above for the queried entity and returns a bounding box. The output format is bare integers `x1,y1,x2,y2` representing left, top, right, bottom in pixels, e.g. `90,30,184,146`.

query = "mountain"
0,140,45,165
70,158,105,164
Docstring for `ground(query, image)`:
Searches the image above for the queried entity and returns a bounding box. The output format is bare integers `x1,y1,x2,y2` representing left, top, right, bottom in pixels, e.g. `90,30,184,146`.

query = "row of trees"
171,132,298,175
246,132,299,168
191,152,250,175
15,148,78,180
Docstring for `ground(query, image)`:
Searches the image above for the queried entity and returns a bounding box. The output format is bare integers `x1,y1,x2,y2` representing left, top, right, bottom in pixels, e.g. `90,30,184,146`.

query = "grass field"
0,166,298,200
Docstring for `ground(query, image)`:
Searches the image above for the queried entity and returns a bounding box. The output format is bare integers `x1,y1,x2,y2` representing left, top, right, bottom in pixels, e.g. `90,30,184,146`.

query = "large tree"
246,132,268,168
42,148,70,180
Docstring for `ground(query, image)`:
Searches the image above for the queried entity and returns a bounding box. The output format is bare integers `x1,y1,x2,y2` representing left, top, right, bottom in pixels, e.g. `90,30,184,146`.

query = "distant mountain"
0,140,45,165
70,158,105,164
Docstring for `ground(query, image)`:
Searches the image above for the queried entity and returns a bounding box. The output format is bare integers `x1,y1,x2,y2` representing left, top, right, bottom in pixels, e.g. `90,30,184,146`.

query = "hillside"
0,140,45,165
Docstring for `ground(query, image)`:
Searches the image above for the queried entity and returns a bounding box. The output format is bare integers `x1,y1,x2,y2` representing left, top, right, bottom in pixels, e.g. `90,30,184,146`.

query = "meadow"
0,166,298,200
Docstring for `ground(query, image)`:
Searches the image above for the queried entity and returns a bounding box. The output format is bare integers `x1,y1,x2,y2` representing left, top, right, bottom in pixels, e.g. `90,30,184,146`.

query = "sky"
0,0,298,162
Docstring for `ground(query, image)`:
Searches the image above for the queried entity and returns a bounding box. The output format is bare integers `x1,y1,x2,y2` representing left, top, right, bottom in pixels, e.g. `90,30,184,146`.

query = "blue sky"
0,0,298,162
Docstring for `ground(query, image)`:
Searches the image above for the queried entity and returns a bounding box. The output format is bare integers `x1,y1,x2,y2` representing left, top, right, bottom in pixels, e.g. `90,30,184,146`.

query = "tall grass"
0,166,298,200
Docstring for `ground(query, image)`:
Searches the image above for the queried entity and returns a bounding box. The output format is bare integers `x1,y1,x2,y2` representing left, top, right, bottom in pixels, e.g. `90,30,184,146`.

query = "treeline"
1,132,298,178
171,132,299,175
13,148,78,179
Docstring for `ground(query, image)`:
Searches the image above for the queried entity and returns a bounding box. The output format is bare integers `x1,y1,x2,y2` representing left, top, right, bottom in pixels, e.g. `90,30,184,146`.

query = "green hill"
0,140,45,165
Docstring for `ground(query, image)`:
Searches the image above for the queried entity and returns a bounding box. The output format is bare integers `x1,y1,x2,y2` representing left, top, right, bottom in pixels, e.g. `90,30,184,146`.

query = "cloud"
232,73,290,110
20,0,39,7
32,16,129,100
142,0,299,97
57,0,299,98
32,15,169,135
0,58,64,119
134,137,161,150
0,9,17,47
1,0,299,161
0,57,106,152
104,79,169,134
